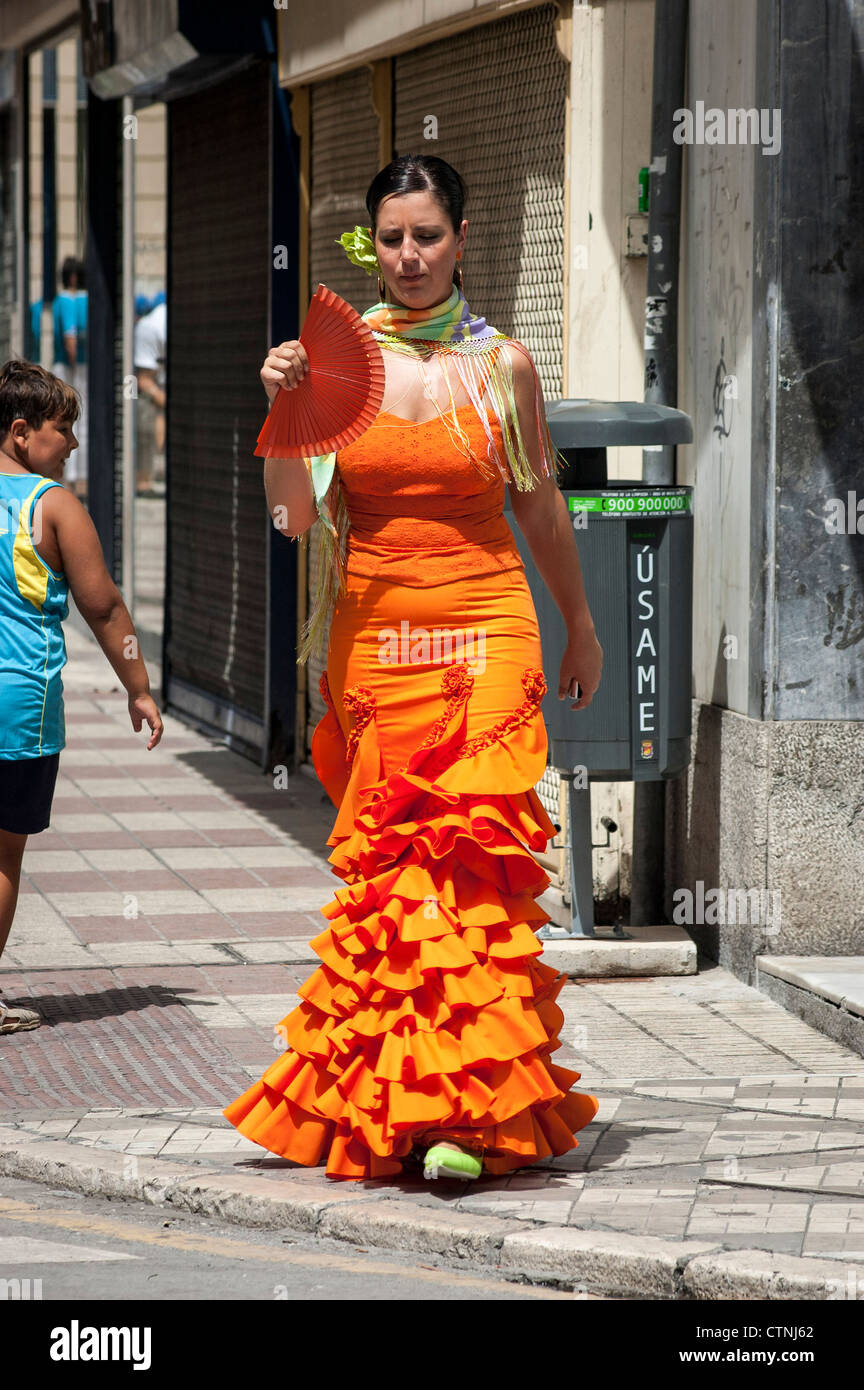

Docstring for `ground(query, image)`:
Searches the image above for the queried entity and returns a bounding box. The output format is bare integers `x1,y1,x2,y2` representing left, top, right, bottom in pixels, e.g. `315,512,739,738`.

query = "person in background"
51,257,88,501
133,295,166,496
0,359,163,1034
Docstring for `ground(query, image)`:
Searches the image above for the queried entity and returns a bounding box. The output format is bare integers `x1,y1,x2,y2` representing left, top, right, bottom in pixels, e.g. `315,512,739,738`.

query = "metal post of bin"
558,775,598,939
503,400,694,940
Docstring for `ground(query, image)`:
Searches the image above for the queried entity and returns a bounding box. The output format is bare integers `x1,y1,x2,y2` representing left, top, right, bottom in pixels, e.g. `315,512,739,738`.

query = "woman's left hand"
558,623,603,710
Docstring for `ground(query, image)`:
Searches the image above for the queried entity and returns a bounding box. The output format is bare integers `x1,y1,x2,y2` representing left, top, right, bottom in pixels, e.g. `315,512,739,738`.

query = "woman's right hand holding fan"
260,341,310,406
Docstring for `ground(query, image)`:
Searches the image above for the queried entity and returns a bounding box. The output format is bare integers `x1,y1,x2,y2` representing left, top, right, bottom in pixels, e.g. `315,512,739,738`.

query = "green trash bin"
503,399,694,938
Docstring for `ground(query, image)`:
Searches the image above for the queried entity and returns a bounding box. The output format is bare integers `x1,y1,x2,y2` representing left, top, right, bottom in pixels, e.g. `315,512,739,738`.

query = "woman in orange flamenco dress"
223,155,604,1183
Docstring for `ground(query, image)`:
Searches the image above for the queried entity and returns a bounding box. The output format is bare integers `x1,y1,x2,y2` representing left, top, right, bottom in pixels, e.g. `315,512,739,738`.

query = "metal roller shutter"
165,63,270,758
305,67,380,753
394,3,567,401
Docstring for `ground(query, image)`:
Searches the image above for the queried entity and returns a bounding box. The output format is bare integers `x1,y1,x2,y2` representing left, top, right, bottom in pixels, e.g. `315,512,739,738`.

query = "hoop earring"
377,273,386,301
454,263,464,292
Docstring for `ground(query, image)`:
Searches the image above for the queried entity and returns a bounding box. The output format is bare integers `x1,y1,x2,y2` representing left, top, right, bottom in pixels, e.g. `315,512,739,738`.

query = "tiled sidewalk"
2,624,864,1280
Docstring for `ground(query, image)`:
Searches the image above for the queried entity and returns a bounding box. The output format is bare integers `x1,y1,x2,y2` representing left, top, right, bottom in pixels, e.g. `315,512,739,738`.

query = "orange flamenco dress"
223,404,599,1179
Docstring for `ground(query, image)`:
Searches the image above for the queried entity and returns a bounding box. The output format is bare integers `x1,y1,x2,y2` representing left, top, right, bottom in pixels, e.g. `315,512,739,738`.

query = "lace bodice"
335,405,525,584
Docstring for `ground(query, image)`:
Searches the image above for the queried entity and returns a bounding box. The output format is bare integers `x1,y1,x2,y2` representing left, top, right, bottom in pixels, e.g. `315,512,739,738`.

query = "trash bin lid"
546,399,693,448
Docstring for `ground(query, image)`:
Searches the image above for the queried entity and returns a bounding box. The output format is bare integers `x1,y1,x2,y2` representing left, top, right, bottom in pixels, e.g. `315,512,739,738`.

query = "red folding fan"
254,284,385,457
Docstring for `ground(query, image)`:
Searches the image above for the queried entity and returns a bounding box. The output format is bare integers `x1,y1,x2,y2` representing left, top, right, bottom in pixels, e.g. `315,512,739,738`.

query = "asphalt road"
0,1174,617,1302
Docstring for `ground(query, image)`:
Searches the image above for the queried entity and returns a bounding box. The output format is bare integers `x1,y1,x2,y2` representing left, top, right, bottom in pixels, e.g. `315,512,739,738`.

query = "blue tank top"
0,473,69,759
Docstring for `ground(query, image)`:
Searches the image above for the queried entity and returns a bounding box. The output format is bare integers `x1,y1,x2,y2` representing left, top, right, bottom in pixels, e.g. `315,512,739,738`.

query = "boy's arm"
51,489,152,698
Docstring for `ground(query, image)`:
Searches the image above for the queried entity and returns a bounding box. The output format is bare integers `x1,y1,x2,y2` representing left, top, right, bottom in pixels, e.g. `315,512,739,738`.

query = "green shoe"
423,1144,483,1181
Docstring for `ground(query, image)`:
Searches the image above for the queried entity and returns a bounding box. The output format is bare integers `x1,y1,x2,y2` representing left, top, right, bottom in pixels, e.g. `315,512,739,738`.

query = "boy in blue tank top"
0,360,164,1033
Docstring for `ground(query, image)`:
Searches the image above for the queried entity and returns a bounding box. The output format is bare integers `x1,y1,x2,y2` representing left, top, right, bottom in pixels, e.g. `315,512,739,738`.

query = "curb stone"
681,1248,864,1301
497,1226,721,1300
1,1139,863,1300
317,1198,516,1262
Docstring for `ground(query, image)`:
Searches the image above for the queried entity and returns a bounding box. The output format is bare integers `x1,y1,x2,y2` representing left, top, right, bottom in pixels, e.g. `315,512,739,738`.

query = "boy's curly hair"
0,359,80,442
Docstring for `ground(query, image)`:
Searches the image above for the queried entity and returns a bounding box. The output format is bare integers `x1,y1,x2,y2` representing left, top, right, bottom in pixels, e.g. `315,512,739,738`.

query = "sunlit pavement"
2,622,864,1298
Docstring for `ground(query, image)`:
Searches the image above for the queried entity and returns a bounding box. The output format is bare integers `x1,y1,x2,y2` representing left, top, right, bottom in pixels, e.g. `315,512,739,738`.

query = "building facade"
1,0,861,998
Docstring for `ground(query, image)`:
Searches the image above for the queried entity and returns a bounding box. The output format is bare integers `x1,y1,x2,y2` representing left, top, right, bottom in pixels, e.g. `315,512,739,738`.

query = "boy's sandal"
423,1143,484,1181
0,1000,41,1034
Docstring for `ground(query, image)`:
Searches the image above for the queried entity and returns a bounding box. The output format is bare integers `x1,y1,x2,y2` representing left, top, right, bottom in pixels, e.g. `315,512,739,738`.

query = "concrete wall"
669,0,864,975
769,0,864,722
109,0,178,67
564,1,656,909
677,0,756,717
680,0,864,728
55,38,82,261
278,0,548,85
0,0,76,49
566,0,654,480
133,103,166,298
667,704,864,981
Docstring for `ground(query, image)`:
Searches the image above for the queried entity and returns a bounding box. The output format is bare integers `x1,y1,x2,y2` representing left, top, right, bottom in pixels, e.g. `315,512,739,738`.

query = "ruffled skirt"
222,564,599,1179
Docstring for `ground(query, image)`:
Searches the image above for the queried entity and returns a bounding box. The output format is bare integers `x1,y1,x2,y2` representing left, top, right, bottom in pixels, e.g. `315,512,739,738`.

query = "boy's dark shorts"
0,754,60,835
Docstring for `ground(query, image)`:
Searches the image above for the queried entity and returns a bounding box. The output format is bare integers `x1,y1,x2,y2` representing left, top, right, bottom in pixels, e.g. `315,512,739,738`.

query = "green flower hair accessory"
335,224,380,276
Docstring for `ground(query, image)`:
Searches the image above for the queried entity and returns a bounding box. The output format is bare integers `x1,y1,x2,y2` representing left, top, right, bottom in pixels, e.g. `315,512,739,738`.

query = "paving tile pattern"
2,630,864,1267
